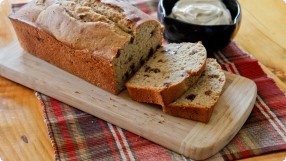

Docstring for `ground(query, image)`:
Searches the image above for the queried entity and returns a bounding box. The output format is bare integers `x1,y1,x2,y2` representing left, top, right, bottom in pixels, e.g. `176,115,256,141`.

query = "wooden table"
0,0,285,160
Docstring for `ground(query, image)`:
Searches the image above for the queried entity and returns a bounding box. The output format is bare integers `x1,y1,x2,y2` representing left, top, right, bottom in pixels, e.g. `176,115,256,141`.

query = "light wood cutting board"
0,41,257,160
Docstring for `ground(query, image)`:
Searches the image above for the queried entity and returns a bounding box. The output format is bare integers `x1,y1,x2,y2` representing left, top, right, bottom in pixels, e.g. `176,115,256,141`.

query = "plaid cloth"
13,0,286,160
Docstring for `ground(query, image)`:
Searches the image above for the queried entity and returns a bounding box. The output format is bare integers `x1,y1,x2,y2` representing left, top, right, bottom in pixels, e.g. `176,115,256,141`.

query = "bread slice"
164,58,226,123
126,42,207,106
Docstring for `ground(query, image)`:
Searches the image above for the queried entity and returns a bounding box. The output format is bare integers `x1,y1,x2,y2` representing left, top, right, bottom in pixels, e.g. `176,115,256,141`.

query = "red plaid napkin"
14,0,286,160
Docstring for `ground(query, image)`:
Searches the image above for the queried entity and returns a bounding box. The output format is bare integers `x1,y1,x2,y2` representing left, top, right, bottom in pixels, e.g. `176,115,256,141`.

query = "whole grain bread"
9,0,163,94
126,42,207,106
164,58,226,123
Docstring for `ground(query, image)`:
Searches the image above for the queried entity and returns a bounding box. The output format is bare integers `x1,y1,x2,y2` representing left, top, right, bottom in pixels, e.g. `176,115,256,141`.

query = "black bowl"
158,0,241,53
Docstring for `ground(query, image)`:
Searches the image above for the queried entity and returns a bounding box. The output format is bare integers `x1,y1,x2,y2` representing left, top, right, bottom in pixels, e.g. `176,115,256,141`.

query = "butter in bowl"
157,0,241,53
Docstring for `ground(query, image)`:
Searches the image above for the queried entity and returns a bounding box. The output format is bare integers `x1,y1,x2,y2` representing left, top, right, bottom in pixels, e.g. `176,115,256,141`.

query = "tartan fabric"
14,0,285,160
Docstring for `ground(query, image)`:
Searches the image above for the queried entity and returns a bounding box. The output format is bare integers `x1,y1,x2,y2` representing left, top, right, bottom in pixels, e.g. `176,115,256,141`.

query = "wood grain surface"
234,0,286,91
0,41,257,160
0,76,54,161
0,0,285,160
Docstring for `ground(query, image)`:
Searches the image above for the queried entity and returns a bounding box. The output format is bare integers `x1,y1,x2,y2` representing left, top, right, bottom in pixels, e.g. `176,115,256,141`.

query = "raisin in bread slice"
164,58,226,123
126,42,207,106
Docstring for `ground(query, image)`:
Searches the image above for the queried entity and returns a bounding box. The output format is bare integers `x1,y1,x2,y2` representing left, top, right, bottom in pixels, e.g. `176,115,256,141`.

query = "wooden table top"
0,0,285,160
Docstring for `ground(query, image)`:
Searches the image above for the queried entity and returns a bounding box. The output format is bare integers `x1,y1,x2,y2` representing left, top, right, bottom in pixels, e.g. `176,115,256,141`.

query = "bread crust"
163,102,216,123
10,18,118,93
35,3,131,60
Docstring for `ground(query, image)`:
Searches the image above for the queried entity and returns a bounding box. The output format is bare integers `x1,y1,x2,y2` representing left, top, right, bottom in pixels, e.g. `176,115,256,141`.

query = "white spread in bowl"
170,0,233,25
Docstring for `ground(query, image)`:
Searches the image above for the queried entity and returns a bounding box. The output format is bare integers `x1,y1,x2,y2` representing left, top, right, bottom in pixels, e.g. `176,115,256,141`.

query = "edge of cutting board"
0,41,257,160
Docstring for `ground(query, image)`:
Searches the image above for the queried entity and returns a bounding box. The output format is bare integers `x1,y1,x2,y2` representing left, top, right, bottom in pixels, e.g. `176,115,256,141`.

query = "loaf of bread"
9,0,163,94
126,42,207,106
164,58,226,123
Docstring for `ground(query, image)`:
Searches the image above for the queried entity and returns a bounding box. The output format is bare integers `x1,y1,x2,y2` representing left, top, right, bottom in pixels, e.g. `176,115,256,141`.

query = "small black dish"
158,0,241,53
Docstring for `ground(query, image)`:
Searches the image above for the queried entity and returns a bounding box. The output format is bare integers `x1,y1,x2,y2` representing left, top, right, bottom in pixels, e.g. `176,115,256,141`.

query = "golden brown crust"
100,0,156,28
8,0,44,24
35,3,131,60
12,0,161,61
126,87,164,105
10,18,118,94
126,82,189,106
163,104,214,123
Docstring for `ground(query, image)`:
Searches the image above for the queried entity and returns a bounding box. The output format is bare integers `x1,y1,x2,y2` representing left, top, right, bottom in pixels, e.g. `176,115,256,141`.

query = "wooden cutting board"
0,41,257,160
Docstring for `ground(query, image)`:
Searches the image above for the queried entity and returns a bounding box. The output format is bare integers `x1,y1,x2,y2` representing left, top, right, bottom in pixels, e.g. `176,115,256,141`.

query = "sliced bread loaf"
164,58,226,123
9,0,163,94
126,42,207,106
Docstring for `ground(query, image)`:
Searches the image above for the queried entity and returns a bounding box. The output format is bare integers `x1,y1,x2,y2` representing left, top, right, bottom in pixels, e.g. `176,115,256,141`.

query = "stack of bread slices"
126,42,226,123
